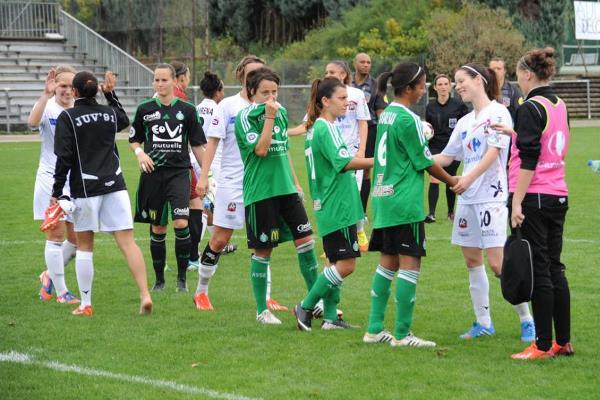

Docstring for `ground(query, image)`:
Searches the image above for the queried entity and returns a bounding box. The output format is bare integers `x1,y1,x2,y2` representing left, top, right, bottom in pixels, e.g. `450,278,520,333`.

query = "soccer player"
234,67,319,324
489,57,523,122
424,74,469,222
52,71,152,316
492,48,573,359
293,77,373,331
130,63,206,292
363,63,457,347
171,61,191,101
29,65,80,305
352,53,387,214
434,63,535,342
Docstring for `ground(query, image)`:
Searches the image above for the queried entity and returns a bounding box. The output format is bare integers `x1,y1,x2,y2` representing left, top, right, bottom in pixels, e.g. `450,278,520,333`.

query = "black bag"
501,228,534,305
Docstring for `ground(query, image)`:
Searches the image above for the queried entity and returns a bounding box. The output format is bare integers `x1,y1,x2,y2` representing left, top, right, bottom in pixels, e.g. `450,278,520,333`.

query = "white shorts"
212,185,244,230
72,190,133,233
451,202,507,249
33,169,72,222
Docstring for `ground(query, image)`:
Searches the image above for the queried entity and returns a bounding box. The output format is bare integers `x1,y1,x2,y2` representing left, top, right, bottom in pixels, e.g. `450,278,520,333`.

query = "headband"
461,65,488,85
519,57,534,72
408,66,422,84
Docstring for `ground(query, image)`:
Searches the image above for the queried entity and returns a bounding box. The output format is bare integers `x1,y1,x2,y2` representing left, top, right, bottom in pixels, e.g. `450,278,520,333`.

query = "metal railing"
59,10,153,88
0,1,60,39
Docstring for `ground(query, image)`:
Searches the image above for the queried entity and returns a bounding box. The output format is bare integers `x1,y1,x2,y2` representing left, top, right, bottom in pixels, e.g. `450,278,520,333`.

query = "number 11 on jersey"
305,147,316,180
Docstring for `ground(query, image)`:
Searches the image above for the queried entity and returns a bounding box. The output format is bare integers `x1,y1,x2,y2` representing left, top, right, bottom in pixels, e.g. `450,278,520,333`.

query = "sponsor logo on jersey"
176,111,184,121
296,222,312,233
246,132,258,143
227,202,236,212
460,131,467,140
49,118,58,126
338,148,350,158
104,180,115,187
466,137,482,153
197,107,214,116
458,218,468,228
372,184,394,197
547,130,566,156
152,122,183,143
173,207,189,216
74,112,116,127
129,126,136,138
228,116,236,125
212,117,219,126
143,111,161,122
270,229,279,242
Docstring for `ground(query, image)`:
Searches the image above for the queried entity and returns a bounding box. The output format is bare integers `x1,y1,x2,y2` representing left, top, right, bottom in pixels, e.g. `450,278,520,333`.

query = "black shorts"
368,222,426,257
322,225,361,263
365,124,378,158
245,193,312,249
134,167,191,226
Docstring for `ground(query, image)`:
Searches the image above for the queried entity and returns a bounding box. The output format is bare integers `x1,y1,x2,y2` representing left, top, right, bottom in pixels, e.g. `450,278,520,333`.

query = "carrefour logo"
466,137,481,153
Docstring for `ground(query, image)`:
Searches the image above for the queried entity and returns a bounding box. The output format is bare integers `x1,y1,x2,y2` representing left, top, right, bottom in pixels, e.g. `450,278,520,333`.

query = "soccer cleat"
391,332,436,347
312,299,343,319
460,322,496,339
520,320,536,342
152,281,165,291
40,203,65,232
321,318,359,330
176,279,188,293
357,230,369,252
193,292,214,311
293,303,313,331
363,330,394,344
38,271,54,301
187,259,200,271
56,291,80,304
511,343,554,360
72,305,93,316
256,309,282,325
267,298,288,311
551,341,575,357
424,214,436,224
221,243,237,255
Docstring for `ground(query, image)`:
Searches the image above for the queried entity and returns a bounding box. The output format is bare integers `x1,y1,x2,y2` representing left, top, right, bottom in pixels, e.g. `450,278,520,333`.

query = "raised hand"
101,71,117,93
44,68,57,96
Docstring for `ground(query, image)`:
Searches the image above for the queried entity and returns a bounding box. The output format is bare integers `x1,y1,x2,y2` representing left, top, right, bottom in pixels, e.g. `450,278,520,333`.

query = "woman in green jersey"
364,63,457,347
293,77,374,331
235,67,319,325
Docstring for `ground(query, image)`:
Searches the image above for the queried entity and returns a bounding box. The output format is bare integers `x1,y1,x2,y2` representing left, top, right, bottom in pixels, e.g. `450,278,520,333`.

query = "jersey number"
305,147,316,180
377,131,387,167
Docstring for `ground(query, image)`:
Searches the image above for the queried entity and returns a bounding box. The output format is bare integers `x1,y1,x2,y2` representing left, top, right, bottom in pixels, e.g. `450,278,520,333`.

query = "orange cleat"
193,292,214,311
551,341,575,357
56,291,80,304
511,343,554,360
40,203,65,232
72,305,93,316
38,271,53,301
267,298,288,311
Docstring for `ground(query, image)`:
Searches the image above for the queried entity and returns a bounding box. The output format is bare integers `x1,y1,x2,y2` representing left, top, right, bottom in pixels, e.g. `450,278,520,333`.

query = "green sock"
323,285,341,321
301,271,336,309
297,241,318,290
367,265,395,334
250,255,269,314
395,269,420,339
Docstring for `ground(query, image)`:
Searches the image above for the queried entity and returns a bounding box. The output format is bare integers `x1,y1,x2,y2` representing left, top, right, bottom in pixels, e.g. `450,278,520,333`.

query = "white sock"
266,264,272,300
45,240,67,295
62,240,77,266
200,213,208,242
196,262,217,294
76,250,94,307
468,265,491,327
513,302,533,322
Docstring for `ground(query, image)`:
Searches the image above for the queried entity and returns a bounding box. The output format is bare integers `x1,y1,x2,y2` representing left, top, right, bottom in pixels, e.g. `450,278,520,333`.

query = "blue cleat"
520,320,536,342
39,271,54,301
460,322,495,339
187,259,200,271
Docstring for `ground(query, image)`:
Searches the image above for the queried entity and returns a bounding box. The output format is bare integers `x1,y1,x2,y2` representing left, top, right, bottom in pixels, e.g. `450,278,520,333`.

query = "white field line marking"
0,351,261,400
0,236,597,246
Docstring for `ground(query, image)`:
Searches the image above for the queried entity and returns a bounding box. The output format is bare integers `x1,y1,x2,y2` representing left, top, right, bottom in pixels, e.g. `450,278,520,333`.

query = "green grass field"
1,129,599,399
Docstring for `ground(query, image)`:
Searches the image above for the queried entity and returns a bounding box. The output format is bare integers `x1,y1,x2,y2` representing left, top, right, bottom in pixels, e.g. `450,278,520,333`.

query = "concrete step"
0,64,109,74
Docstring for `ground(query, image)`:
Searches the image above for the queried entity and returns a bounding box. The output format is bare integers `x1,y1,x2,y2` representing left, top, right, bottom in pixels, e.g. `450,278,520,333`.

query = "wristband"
134,147,143,155
265,116,275,120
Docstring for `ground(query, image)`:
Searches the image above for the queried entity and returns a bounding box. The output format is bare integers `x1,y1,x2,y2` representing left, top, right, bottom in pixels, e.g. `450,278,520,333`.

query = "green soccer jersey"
372,102,434,228
305,118,364,236
235,103,296,205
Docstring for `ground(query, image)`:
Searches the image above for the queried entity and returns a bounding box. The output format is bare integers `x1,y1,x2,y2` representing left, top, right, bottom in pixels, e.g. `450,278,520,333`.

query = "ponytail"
306,77,345,130
377,63,425,97
459,63,498,101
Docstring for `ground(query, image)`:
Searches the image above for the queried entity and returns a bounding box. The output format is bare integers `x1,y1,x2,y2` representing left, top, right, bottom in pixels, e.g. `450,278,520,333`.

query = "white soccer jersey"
35,96,65,172
196,98,223,174
333,85,370,153
442,100,512,205
206,93,250,189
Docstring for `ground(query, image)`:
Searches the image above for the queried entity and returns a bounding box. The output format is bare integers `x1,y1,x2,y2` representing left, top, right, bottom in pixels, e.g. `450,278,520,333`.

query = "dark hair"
235,55,265,83
490,56,505,66
433,73,451,86
327,60,352,85
518,47,556,81
458,63,498,101
377,62,425,97
200,71,223,98
155,63,176,78
245,67,280,100
306,77,346,130
72,71,98,98
171,61,189,78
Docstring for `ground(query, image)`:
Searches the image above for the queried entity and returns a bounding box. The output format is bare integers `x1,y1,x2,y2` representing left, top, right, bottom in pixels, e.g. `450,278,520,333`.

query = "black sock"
200,243,221,267
150,230,166,283
189,209,203,262
174,226,191,281
360,177,371,212
428,183,439,216
446,185,456,215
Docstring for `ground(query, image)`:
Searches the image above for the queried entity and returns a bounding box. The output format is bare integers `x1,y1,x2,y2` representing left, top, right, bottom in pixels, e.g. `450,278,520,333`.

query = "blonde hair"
235,55,265,83
54,64,76,81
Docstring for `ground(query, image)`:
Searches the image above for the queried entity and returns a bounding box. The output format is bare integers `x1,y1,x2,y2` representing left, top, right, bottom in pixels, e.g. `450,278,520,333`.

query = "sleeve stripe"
325,122,344,148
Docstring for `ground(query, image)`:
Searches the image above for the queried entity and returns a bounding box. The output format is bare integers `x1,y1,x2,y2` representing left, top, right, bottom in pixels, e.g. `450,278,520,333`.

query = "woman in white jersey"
29,65,79,305
434,63,535,342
